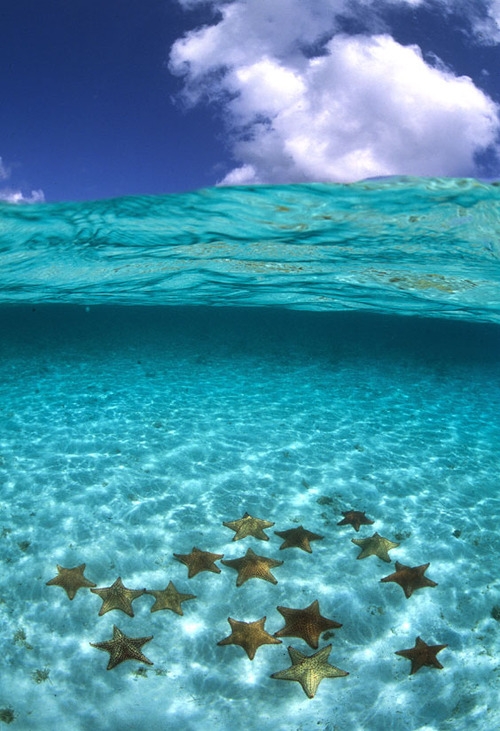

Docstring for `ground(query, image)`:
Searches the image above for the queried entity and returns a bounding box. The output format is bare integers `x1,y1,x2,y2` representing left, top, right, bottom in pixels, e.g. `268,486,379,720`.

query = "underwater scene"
0,178,499,730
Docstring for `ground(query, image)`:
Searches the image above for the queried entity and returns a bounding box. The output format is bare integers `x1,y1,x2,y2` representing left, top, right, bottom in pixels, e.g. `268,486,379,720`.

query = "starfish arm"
422,577,438,589
415,563,438,588
238,564,277,587
430,656,445,670
351,538,365,548
299,668,321,698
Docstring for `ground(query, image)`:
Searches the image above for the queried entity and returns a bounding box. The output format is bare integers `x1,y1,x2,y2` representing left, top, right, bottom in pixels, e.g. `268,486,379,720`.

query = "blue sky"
1,0,500,202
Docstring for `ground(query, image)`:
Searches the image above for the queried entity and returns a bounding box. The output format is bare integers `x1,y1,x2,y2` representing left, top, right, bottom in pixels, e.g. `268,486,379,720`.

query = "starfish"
223,512,274,541
173,547,224,578
395,636,447,675
274,600,342,649
46,563,96,600
337,510,374,532
90,625,153,670
221,547,283,586
381,562,437,598
274,526,324,553
351,532,399,562
90,577,145,617
217,616,282,660
146,581,196,615
271,644,348,698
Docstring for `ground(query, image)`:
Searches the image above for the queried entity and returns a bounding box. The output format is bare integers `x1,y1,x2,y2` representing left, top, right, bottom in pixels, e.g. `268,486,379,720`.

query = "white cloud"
224,34,499,183
170,0,500,184
0,155,45,203
171,0,339,97
0,156,10,181
401,0,500,44
0,188,45,204
472,0,500,42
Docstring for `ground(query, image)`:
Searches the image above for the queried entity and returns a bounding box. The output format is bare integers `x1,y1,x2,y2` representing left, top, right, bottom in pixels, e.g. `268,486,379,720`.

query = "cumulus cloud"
0,188,45,204
222,34,499,184
170,0,500,184
0,155,45,203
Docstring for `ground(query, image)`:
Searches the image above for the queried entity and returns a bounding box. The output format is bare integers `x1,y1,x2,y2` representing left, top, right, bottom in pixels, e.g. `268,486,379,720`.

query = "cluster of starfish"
46,509,447,697
339,510,447,674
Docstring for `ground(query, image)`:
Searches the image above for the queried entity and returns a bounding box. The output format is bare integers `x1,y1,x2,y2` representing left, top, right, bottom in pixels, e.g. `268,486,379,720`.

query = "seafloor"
0,306,499,731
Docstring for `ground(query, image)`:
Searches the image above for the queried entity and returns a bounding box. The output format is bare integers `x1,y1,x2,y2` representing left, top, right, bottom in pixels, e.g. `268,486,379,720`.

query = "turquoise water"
0,179,499,730
1,177,499,320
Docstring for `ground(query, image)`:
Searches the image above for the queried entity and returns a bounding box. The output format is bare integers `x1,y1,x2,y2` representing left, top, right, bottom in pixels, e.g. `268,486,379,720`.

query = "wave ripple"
1,178,499,321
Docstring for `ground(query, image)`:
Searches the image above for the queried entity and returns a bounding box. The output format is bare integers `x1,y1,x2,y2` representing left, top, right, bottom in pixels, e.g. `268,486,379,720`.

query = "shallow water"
1,305,499,730
1,177,499,321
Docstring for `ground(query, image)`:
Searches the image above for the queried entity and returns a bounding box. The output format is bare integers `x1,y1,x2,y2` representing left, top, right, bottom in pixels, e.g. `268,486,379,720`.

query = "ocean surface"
0,178,499,731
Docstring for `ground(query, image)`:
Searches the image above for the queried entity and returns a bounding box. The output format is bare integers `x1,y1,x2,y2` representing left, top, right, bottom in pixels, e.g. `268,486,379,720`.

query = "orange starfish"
271,645,348,698
274,526,324,553
90,577,145,617
217,616,281,659
395,636,447,675
274,600,342,649
146,581,196,615
90,625,153,670
46,563,96,600
381,562,437,598
223,512,274,541
337,510,374,532
351,532,399,562
173,547,224,578
221,547,283,586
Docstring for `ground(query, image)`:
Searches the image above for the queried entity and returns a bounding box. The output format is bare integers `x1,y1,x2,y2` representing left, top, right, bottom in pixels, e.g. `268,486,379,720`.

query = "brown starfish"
337,510,374,532
90,625,153,670
381,562,437,598
271,644,348,698
351,532,399,562
274,526,324,553
173,547,224,578
395,636,448,674
90,577,145,617
274,600,342,649
221,547,283,586
217,616,282,660
46,563,96,600
146,581,196,615
223,512,274,541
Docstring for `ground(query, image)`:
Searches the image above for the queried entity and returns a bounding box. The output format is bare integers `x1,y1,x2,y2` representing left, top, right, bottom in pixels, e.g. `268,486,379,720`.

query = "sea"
0,177,499,730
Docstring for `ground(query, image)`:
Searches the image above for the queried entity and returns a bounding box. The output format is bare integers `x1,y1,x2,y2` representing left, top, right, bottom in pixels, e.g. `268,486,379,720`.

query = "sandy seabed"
0,306,499,731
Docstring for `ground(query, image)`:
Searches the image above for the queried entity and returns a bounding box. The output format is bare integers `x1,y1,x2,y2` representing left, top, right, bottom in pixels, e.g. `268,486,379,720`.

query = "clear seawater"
0,179,499,730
